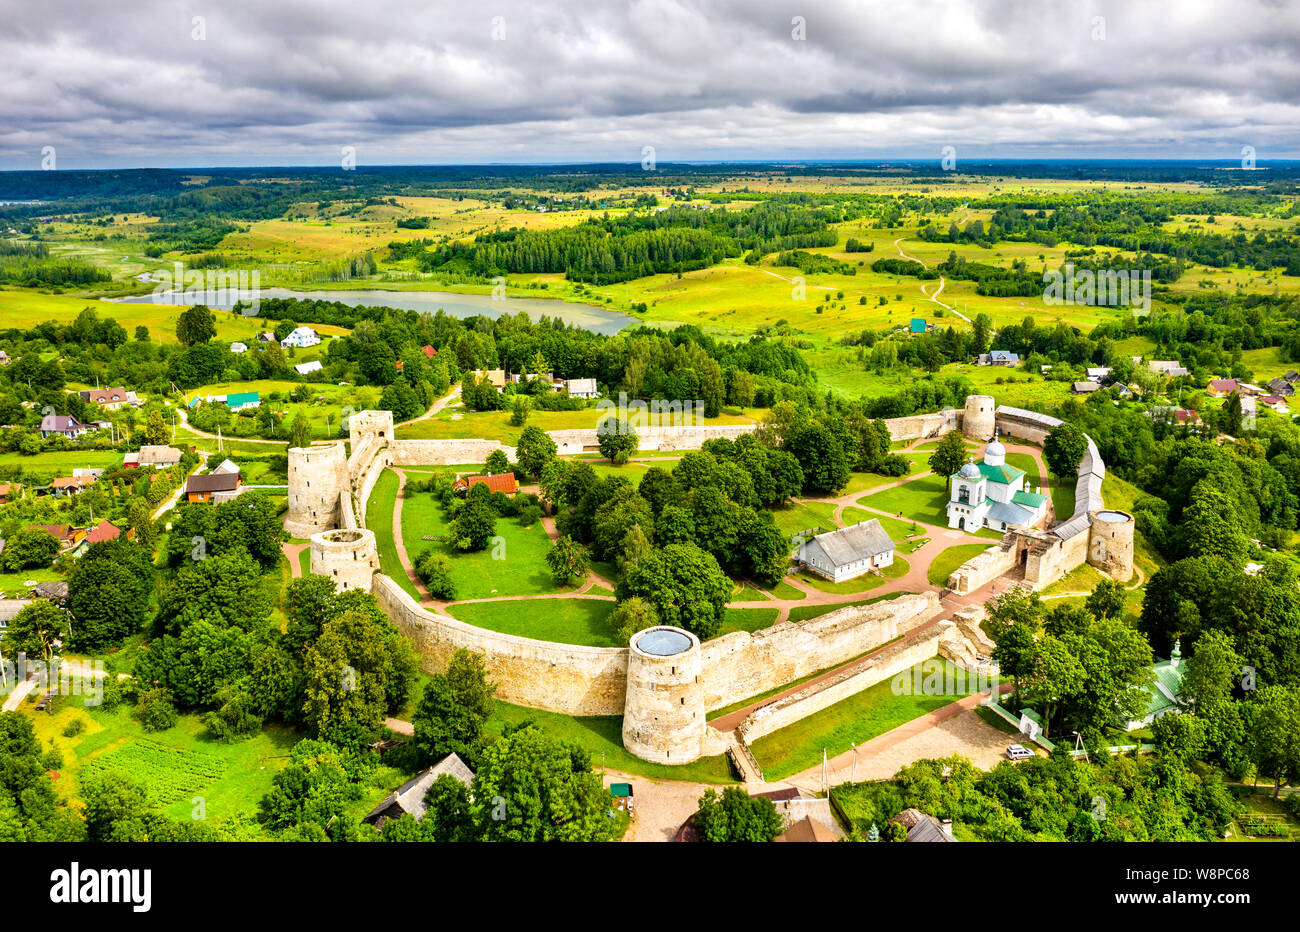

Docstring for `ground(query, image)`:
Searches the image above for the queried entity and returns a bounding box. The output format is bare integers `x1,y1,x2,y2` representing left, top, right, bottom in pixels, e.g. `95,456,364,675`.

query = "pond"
113,286,635,335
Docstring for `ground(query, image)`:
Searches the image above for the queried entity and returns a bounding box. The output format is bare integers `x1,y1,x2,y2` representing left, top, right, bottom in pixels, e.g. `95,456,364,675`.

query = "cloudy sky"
1,0,1297,169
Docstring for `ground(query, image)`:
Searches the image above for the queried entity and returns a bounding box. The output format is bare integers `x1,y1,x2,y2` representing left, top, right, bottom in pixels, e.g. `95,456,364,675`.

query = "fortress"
282,396,1130,766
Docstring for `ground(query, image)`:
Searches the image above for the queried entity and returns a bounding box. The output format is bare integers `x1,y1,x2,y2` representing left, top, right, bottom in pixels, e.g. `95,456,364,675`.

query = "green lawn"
401,484,560,600
840,509,923,540
749,657,967,780
0,566,62,598
0,449,124,483
860,473,950,523
770,500,839,537
927,543,992,586
445,597,618,647
717,607,780,636
363,469,422,600
486,700,735,784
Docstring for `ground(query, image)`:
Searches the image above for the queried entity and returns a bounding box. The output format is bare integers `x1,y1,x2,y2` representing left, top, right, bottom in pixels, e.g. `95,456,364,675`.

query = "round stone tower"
1087,509,1135,581
309,528,379,592
963,394,996,441
285,441,349,538
622,626,705,764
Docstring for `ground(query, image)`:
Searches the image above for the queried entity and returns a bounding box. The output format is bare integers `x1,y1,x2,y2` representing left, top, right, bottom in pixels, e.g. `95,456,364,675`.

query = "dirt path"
892,236,972,324
283,542,309,578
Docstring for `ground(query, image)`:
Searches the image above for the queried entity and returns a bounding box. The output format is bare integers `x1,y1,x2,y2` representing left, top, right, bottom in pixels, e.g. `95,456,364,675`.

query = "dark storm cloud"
0,0,1296,167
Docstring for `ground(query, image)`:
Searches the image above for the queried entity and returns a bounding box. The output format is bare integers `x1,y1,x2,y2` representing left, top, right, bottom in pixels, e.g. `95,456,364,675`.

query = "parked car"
1006,744,1034,761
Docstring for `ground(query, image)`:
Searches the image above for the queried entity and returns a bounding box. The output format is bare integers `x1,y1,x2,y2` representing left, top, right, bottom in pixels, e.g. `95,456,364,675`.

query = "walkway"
892,235,971,323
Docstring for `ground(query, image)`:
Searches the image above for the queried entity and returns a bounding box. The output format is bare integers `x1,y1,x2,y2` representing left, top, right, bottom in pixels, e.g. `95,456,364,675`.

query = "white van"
1005,744,1034,760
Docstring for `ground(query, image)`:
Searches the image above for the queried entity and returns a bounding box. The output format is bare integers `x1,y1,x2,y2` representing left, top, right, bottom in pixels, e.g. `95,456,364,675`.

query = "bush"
135,687,178,732
415,549,458,600
62,718,86,738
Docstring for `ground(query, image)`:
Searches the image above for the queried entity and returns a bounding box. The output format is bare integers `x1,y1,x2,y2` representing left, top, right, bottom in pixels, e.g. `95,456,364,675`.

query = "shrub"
135,687,179,732
62,718,86,738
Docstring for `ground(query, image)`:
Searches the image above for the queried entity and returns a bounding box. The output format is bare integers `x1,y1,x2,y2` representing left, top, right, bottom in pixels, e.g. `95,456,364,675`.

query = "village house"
1267,377,1294,397
26,524,82,551
0,482,16,504
1260,394,1290,414
73,520,124,556
38,414,89,439
562,377,599,399
798,519,895,583
470,368,509,391
421,345,436,359
185,471,242,503
1072,381,1101,395
363,753,475,830
127,444,183,469
294,360,323,375
889,808,958,843
230,341,248,354
1206,378,1239,397
50,475,96,496
452,472,518,495
1085,367,1112,382
79,386,140,410
977,350,1020,367
1148,359,1189,378
280,326,321,348
0,350,9,366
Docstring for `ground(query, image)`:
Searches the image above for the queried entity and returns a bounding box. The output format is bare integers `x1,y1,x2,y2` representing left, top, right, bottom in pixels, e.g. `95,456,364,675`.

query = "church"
946,437,1048,534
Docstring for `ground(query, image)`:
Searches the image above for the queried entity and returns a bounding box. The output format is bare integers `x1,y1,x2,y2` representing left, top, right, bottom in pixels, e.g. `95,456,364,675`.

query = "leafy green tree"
420,774,475,842
175,304,216,346
142,409,170,446
4,600,68,666
66,539,155,651
1181,629,1241,711
597,419,638,464
135,688,179,732
514,425,556,477
783,420,850,494
1084,578,1126,620
204,684,264,742
0,527,59,571
617,543,730,640
1044,422,1088,478
157,547,272,634
695,787,785,842
472,725,613,842
412,649,497,766
415,550,458,600
609,596,659,643
509,394,532,427
450,497,497,552
546,535,591,586
1245,686,1300,798
289,411,311,449
929,430,968,483
484,448,510,475
257,738,368,840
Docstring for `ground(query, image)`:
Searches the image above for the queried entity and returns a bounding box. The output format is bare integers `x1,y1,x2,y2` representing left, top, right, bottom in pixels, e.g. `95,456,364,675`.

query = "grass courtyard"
749,657,969,781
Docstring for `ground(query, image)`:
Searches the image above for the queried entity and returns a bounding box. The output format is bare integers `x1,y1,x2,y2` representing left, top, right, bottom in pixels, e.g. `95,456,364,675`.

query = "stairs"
725,729,764,784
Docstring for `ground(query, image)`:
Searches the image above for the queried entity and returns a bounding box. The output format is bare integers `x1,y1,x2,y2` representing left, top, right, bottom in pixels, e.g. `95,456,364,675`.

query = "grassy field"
0,566,62,598
786,591,908,623
749,657,968,780
860,473,950,523
400,484,559,600
717,606,781,636
444,597,617,647
0,449,124,482
927,543,993,586
363,469,422,600
395,404,760,444
486,700,734,784
770,500,839,537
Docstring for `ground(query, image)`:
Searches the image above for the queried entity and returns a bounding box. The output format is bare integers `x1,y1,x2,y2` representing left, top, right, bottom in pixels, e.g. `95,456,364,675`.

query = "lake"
113,286,635,335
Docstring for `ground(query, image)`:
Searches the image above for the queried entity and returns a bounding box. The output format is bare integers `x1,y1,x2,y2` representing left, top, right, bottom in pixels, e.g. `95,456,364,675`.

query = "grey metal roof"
803,519,894,568
364,753,475,823
1053,512,1093,540
985,499,1037,527
995,405,1063,429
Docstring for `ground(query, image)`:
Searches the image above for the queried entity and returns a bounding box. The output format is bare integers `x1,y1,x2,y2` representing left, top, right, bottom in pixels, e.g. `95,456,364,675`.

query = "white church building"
946,437,1048,534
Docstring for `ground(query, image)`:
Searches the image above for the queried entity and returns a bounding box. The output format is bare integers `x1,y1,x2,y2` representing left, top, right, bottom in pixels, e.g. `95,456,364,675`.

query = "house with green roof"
946,436,1048,533
1126,642,1185,731
224,391,261,411
909,318,928,334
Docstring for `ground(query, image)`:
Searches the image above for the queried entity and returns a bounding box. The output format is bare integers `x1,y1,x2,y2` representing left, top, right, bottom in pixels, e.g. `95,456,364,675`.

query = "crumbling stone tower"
309,528,379,592
622,627,706,764
1088,509,1136,581
962,394,996,441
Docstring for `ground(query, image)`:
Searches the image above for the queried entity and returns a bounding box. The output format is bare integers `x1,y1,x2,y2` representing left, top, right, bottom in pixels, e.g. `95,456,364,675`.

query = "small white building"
281,326,321,348
295,360,324,375
564,377,599,399
230,342,248,354
799,520,895,583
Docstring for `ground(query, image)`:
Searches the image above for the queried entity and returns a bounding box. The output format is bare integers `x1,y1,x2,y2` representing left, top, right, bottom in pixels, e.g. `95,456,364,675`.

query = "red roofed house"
51,475,95,496
26,524,82,550
452,473,518,495
73,520,128,556
1207,379,1239,397
421,345,436,358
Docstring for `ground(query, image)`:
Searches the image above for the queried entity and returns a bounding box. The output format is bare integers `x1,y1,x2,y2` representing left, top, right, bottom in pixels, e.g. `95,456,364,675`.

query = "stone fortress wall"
288,395,1116,765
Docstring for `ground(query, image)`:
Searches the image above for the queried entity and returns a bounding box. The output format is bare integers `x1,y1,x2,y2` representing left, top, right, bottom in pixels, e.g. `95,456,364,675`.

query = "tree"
617,543,730,640
546,535,590,586
783,421,850,494
66,539,155,651
514,425,557,477
450,497,497,553
1181,629,1241,711
0,527,60,571
695,787,784,842
135,688,179,732
411,649,497,766
257,738,367,840
420,774,475,842
609,596,659,643
1084,578,1126,620
1044,422,1088,478
928,430,967,483
175,304,216,346
142,409,169,446
509,394,531,427
4,600,69,665
597,418,638,464
1245,686,1300,798
484,449,510,475
157,547,272,634
472,725,613,842
204,684,264,743
414,550,458,600
289,411,311,449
